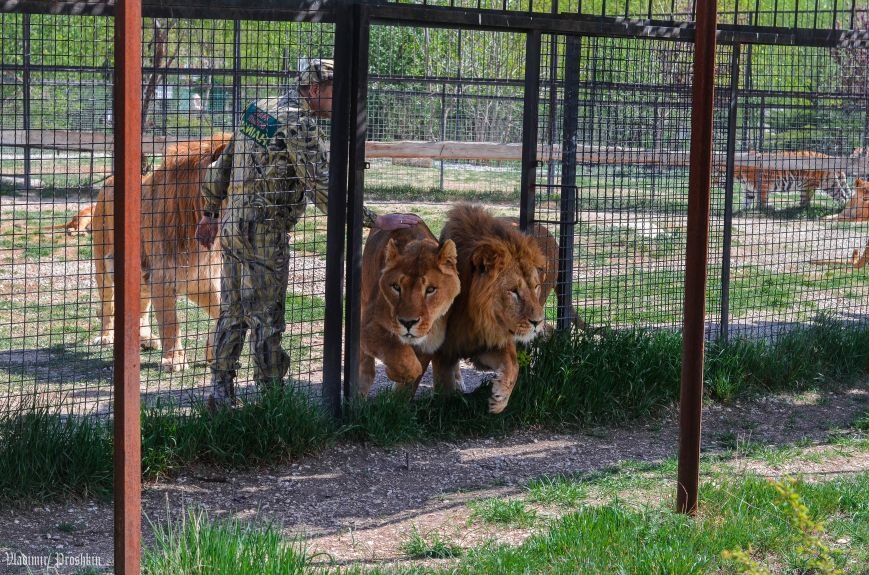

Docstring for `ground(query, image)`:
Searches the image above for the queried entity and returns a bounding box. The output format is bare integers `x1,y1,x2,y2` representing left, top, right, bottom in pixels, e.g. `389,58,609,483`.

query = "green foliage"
142,385,335,471
5,319,869,501
139,471,866,575
723,478,844,575
143,509,309,575
0,403,114,501
525,475,588,507
399,526,464,559
468,498,537,526
705,314,869,398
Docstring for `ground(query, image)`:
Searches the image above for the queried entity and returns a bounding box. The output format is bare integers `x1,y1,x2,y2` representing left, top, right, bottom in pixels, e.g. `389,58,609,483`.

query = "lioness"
50,204,94,235
89,134,231,371
433,204,548,414
359,222,460,397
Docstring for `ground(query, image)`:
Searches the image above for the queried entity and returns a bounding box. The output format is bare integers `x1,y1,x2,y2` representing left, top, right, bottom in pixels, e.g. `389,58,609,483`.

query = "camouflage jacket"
201,89,377,230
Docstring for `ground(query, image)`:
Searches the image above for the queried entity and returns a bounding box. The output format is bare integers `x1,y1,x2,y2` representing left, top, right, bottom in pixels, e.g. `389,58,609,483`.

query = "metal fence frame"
4,0,869,571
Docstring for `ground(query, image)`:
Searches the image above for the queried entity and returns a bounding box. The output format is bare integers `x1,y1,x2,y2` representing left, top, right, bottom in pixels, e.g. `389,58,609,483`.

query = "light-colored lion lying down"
62,134,231,371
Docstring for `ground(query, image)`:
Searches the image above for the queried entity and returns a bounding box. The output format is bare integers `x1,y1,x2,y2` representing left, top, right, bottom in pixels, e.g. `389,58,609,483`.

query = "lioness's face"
380,238,461,345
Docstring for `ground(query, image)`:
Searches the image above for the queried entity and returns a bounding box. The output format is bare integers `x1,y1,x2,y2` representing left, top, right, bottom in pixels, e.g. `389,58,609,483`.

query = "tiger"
732,151,852,210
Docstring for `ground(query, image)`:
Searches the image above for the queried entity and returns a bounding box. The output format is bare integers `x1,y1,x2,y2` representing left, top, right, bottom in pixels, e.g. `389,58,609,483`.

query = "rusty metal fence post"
113,0,143,572
677,0,719,515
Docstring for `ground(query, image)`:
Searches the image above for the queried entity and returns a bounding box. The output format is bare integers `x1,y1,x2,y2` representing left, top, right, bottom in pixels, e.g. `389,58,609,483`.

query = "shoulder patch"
240,103,280,147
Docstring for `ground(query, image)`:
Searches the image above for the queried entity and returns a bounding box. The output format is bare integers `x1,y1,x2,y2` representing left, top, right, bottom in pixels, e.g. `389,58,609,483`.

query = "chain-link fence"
2,0,869,421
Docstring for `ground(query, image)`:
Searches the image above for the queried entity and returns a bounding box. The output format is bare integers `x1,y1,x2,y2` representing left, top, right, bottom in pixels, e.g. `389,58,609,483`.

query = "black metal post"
557,35,581,331
323,10,354,419
758,95,766,151
343,4,370,400
547,34,559,190
720,43,741,343
232,20,241,124
519,30,541,231
455,29,463,141
740,34,752,148
440,82,447,191
862,106,869,149
547,1,559,190
651,97,660,202
22,13,31,195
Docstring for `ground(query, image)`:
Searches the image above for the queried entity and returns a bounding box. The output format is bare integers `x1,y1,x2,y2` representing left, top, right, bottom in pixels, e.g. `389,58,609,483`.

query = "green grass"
143,509,310,575
140,470,869,575
4,317,869,501
285,293,326,324
366,184,521,206
288,214,329,257
140,385,334,473
0,402,114,500
399,526,464,559
0,386,334,502
853,410,869,433
467,498,537,526
525,475,588,507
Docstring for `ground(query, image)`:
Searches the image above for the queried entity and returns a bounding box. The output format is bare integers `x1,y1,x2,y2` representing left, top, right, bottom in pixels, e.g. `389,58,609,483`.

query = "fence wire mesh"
1,15,336,417
382,0,869,30
2,0,869,421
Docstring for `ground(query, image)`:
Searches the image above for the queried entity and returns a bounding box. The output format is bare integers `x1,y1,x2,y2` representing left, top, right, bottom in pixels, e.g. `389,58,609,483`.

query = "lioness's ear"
471,241,508,274
385,239,400,265
858,178,866,187
439,239,457,267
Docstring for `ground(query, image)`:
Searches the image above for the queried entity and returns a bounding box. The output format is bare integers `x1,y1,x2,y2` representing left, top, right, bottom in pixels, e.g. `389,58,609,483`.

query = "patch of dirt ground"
0,384,866,573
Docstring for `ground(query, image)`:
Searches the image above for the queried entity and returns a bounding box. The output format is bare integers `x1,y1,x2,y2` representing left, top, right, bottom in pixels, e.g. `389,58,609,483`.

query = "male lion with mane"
433,204,548,414
359,222,460,398
88,133,231,371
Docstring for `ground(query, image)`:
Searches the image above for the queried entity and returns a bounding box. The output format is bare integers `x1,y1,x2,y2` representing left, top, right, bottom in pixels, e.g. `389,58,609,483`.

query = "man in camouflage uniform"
195,59,420,408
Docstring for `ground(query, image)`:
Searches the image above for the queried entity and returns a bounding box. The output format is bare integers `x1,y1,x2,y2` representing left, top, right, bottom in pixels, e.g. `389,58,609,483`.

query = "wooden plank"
5,131,869,174
0,129,184,155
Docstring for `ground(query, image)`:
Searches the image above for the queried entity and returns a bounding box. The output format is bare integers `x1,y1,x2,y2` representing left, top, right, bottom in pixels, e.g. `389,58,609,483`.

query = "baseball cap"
298,59,335,87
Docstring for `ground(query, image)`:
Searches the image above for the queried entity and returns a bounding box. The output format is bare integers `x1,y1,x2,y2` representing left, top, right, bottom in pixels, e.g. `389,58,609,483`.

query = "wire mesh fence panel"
537,36,697,331
715,43,869,339
0,13,338,418
379,0,869,30
366,26,527,224
139,19,337,410
3,0,869,425
0,13,115,417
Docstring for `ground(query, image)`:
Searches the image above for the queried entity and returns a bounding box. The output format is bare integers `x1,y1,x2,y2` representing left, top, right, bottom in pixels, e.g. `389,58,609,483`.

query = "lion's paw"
92,333,114,347
488,391,510,414
488,376,512,414
140,332,161,351
161,353,189,373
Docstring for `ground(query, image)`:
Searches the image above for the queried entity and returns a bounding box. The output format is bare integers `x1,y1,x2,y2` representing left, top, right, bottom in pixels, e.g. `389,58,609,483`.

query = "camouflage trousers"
209,215,292,402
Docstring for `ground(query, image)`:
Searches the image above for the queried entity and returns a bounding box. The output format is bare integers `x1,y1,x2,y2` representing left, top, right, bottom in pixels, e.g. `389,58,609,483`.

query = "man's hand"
375,213,422,231
195,215,219,248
